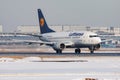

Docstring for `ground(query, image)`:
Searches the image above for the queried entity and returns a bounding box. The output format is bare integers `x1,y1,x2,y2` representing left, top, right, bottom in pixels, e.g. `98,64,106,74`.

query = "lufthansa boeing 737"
26,9,101,54
4,9,101,54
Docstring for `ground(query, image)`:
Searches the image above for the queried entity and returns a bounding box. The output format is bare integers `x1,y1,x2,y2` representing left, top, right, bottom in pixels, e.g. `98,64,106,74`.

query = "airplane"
1,9,101,54
25,9,101,54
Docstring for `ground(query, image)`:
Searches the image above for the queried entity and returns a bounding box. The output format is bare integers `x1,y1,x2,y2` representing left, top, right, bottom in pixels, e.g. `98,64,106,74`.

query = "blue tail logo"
38,9,55,34
40,18,45,27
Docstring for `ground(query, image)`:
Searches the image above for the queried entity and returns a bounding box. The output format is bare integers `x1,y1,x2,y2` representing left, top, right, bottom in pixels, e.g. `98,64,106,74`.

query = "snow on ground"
0,56,120,80
0,56,120,62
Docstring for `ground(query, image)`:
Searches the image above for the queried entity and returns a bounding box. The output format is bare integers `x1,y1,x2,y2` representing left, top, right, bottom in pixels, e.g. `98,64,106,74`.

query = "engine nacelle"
94,44,100,50
53,43,65,50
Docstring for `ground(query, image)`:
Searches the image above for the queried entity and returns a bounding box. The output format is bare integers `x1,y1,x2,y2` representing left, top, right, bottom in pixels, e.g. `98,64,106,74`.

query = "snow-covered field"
0,56,120,80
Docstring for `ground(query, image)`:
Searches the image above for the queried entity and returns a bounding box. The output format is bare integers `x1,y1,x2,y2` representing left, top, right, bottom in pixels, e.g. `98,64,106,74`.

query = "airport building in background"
17,25,120,35
17,26,40,33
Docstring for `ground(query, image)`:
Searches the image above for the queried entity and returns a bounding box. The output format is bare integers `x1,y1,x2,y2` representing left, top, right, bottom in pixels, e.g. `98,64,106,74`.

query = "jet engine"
53,43,65,50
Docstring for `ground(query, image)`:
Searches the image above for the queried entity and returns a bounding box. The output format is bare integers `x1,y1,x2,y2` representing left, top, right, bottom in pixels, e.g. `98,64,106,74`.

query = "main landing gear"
75,48,81,54
89,46,95,53
56,50,62,54
75,47,94,54
55,47,95,54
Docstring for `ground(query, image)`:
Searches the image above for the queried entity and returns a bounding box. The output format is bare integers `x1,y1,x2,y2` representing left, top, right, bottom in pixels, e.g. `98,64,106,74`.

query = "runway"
0,52,120,57
0,52,120,62
0,47,120,58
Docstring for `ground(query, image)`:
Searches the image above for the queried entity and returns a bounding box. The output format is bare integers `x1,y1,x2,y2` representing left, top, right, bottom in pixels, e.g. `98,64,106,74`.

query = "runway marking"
0,72,120,77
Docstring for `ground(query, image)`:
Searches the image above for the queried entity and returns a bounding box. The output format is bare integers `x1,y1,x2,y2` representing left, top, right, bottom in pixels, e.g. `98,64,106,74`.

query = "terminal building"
17,26,40,33
17,25,120,35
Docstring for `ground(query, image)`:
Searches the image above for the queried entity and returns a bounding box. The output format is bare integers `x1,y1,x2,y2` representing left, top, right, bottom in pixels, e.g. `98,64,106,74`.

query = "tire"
75,48,81,54
90,50,94,53
56,50,62,54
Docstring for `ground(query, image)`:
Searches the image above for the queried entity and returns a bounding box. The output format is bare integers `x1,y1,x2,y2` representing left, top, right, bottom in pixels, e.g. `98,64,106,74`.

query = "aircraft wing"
11,40,54,45
0,39,74,48
101,39,113,43
14,40,74,46
0,40,54,46
0,40,27,44
15,33,42,37
24,40,54,45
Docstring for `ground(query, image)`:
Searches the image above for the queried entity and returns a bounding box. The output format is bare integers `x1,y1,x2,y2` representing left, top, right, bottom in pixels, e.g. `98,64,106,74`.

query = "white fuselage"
40,31,101,48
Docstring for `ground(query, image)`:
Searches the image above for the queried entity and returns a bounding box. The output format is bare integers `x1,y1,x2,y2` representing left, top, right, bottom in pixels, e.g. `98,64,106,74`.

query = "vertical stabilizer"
38,9,55,34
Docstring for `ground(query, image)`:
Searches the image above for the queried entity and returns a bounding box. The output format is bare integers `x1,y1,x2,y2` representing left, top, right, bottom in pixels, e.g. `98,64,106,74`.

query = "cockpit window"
89,35,99,38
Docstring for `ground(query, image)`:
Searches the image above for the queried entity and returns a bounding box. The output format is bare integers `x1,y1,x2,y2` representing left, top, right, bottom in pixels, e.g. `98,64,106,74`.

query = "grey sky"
0,0,120,32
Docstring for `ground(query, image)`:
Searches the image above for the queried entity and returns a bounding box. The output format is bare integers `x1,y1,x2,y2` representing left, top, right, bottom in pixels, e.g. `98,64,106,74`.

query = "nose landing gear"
89,46,95,53
90,50,94,53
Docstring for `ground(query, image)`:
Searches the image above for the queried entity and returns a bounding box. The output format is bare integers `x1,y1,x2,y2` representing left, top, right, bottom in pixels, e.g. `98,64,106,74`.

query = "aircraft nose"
98,38,102,43
94,37,101,44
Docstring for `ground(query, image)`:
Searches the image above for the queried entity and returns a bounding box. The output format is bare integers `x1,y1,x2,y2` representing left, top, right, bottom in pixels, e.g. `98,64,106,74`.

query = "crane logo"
40,18,44,27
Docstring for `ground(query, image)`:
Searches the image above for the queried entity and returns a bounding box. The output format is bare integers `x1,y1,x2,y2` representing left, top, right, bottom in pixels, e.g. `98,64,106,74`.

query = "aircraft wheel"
75,48,81,54
56,50,62,54
89,46,95,53
90,50,94,53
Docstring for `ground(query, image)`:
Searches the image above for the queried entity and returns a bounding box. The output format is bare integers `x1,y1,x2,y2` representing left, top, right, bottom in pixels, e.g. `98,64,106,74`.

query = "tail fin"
38,9,55,34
